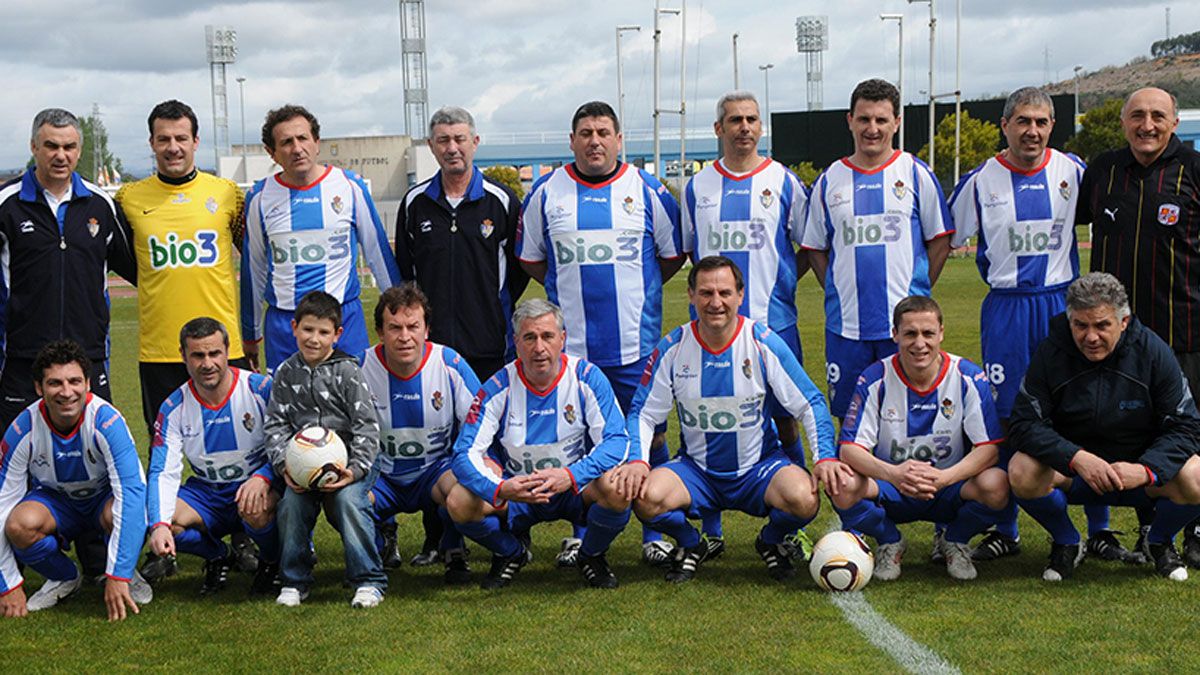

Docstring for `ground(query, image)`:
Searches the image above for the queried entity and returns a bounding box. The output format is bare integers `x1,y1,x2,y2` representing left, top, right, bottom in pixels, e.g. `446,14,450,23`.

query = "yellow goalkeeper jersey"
116,171,246,362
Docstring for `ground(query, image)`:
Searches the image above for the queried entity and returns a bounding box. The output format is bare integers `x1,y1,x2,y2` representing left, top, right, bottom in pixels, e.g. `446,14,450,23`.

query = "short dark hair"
375,282,431,331
33,340,91,385
571,101,620,134
850,78,901,118
294,290,342,328
688,255,745,292
148,100,199,138
262,104,320,150
892,295,943,329
179,316,230,351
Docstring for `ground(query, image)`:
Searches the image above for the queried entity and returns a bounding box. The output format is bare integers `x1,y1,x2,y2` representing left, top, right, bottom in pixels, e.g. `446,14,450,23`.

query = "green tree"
482,165,524,201
788,161,821,186
1064,97,1125,163
916,111,1000,189
77,114,125,183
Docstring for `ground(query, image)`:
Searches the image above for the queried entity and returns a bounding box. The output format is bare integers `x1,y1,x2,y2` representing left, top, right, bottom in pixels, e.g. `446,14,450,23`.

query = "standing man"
241,104,402,374
517,100,684,567
949,87,1121,563
1080,87,1200,566
802,78,953,421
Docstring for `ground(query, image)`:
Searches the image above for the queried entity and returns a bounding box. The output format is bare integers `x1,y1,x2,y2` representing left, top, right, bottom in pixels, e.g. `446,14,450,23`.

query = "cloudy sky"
0,0,1192,174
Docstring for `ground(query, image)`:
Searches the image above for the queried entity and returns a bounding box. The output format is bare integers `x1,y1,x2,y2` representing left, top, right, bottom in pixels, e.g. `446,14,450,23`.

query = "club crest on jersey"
742,358,753,379
242,412,255,432
87,217,99,237
331,195,345,214
892,180,907,200
480,219,494,239
206,196,219,214
1159,203,1180,226
563,404,577,424
940,397,955,420
432,390,444,411
1058,180,1071,201
623,196,636,215
172,192,190,204
759,188,774,208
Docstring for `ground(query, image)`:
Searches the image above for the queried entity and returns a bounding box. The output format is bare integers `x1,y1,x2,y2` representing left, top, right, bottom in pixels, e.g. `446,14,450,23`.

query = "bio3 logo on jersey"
552,229,640,266
841,214,902,246
269,228,352,265
505,438,583,475
888,435,952,463
706,221,767,251
1007,221,1064,253
192,458,248,482
148,230,219,269
382,427,448,460
676,396,762,431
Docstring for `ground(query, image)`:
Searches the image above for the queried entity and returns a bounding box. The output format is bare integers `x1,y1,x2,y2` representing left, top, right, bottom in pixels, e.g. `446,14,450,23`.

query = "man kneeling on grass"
1009,272,1200,582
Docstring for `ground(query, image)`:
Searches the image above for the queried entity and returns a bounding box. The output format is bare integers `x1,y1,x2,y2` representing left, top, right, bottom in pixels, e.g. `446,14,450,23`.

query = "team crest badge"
480,219,494,238
331,195,344,214
892,180,907,200
623,196,636,215
206,196,219,214
1059,180,1071,201
1159,203,1180,226
742,358,753,379
431,390,444,411
563,404,577,424
242,412,255,432
940,397,955,420
87,217,99,238
171,192,190,204
759,188,774,208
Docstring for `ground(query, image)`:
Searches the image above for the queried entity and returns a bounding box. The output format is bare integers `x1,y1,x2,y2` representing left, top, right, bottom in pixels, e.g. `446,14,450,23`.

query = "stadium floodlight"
205,25,237,169
759,64,774,156
795,16,828,111
616,24,641,164
880,14,904,151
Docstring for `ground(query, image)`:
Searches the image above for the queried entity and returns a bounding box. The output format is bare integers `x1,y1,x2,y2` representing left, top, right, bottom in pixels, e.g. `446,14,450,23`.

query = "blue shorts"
178,478,246,539
875,479,966,524
506,491,588,533
23,487,110,544
371,458,451,519
664,452,791,519
980,286,1067,419
600,358,668,443
825,331,897,418
263,298,369,373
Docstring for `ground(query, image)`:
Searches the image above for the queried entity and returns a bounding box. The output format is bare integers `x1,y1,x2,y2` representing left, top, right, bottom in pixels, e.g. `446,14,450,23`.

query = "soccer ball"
285,426,348,489
809,531,874,592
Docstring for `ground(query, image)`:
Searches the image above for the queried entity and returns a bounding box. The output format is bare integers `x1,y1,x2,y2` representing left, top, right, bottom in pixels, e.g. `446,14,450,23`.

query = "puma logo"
1104,207,1118,221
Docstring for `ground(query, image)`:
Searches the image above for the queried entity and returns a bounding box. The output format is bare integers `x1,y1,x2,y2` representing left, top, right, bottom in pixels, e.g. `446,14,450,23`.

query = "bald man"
1078,87,1200,568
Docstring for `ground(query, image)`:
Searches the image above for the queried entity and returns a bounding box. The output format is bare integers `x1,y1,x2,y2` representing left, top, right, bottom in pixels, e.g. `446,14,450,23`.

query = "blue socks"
645,510,701,548
437,506,466,551
1148,499,1200,545
761,508,813,546
14,536,79,581
1016,489,1080,545
945,500,1006,544
243,521,280,564
1084,504,1112,536
835,500,901,545
175,528,228,561
456,516,522,558
581,506,630,557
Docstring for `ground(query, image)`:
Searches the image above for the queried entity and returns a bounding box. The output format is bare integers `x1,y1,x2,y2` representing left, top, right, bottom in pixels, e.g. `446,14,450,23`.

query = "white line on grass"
829,591,961,675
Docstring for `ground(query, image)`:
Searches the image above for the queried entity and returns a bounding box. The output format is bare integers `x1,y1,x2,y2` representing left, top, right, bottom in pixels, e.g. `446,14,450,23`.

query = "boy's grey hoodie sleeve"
265,360,298,477
341,361,380,481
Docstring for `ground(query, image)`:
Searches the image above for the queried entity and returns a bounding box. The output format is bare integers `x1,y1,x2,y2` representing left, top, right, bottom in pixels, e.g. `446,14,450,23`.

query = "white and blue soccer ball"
809,531,874,592
285,426,348,489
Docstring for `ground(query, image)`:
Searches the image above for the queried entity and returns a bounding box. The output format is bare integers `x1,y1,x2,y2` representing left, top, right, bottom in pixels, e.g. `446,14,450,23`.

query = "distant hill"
1041,52,1200,111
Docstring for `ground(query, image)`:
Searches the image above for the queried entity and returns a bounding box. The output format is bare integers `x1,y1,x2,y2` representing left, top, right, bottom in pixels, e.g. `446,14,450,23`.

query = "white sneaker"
350,586,383,609
943,541,978,580
642,540,676,567
276,586,308,607
874,538,907,581
128,570,154,605
556,537,582,568
27,573,83,611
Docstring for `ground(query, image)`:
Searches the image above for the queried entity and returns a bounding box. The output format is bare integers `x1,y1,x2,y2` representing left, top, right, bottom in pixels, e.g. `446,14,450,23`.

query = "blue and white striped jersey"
360,342,481,485
802,150,953,340
683,159,809,330
840,352,1003,469
949,149,1085,290
629,318,836,476
147,368,273,528
0,395,147,592
240,166,402,341
452,354,629,506
516,163,683,367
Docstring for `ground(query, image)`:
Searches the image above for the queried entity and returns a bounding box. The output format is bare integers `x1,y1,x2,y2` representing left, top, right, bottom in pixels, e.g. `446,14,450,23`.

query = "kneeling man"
827,296,1009,581
1009,272,1200,581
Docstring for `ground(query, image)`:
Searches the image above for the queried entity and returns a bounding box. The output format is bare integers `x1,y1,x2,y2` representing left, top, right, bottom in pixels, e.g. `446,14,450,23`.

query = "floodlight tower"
399,0,430,139
795,16,828,111
205,25,237,169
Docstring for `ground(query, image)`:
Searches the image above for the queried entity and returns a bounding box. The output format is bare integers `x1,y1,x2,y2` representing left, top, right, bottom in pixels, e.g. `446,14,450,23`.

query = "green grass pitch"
3,243,1198,672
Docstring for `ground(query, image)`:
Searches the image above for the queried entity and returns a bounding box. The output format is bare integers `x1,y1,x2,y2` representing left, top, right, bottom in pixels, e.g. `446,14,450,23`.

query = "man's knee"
445,484,487,523
1163,455,1200,504
969,468,1011,510
241,509,274,531
589,472,632,511
3,504,52,549
768,467,818,518
1007,452,1053,499
633,474,676,521
827,475,870,511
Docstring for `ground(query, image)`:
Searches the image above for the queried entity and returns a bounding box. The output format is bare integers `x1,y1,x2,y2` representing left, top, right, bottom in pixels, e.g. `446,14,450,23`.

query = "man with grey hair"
948,87,1124,562
1009,272,1200,582
446,298,635,589
1079,86,1200,566
392,106,526,567
680,89,811,560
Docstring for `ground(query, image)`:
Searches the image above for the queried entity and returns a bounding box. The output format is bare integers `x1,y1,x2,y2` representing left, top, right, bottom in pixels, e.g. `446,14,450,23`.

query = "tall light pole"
653,0,681,178
616,24,641,164
732,33,740,88
952,0,962,185
880,13,904,151
759,63,774,156
908,0,935,172
1073,65,1083,133
236,76,247,179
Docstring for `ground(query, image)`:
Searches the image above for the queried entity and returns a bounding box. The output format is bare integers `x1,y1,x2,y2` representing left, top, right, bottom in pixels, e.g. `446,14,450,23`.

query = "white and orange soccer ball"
809,531,874,592
285,426,348,489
